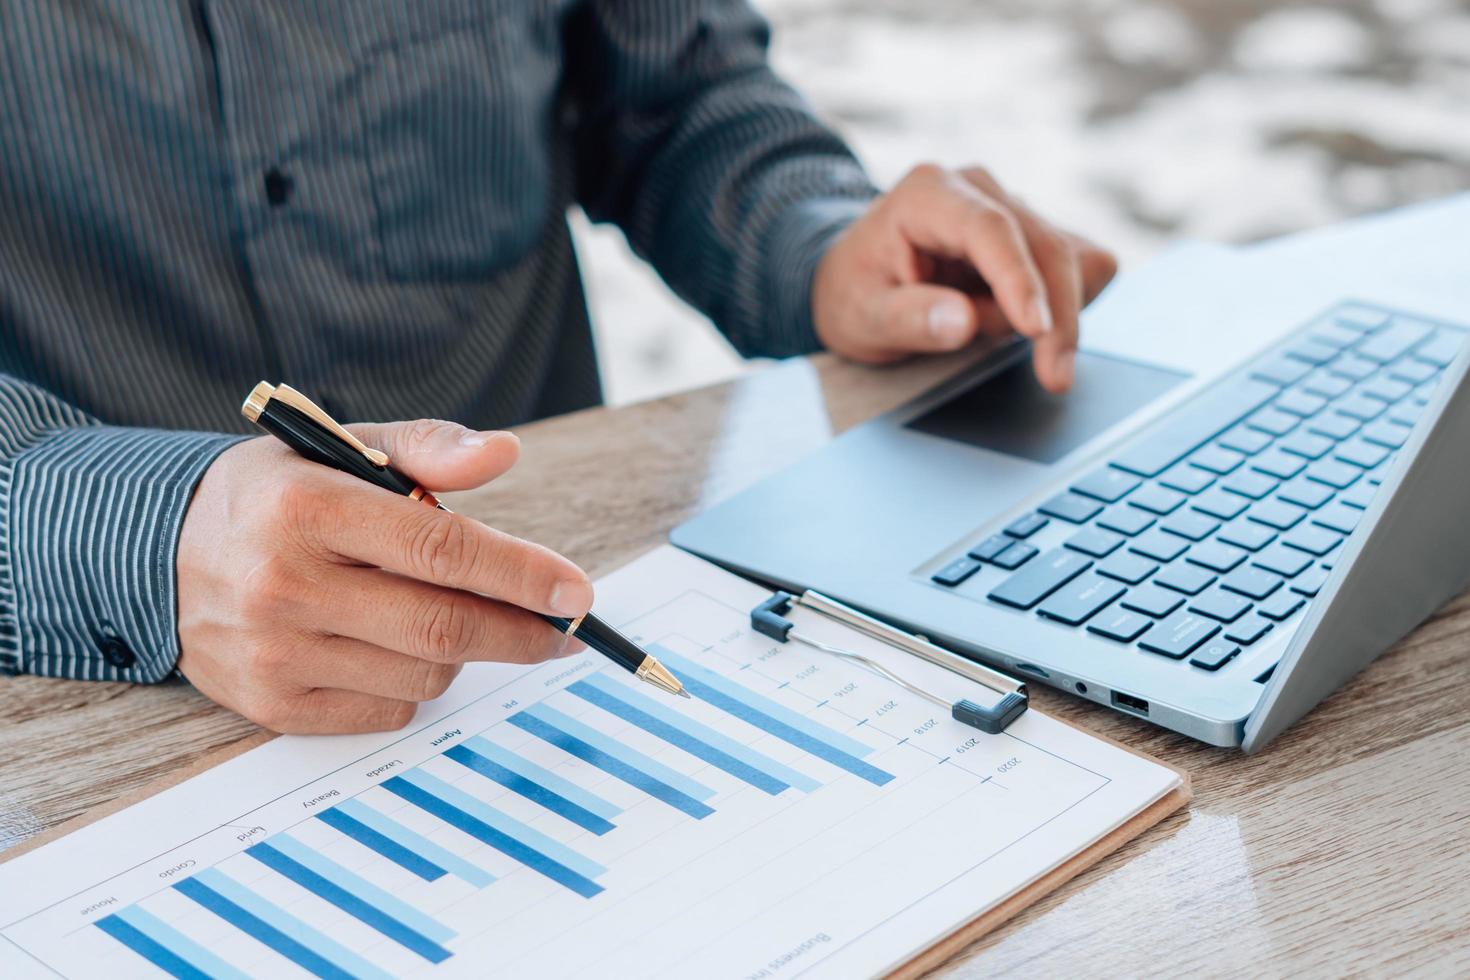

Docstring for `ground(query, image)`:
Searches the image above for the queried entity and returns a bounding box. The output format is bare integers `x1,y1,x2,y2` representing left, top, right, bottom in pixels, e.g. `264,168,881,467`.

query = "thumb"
346,419,521,492
876,284,984,354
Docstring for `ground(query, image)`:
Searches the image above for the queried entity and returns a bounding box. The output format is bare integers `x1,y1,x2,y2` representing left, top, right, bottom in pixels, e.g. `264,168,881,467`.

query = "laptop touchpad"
906,348,1187,464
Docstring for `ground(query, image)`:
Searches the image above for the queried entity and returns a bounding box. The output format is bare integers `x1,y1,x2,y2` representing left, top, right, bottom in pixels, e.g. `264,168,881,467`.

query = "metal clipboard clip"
750,590,1028,734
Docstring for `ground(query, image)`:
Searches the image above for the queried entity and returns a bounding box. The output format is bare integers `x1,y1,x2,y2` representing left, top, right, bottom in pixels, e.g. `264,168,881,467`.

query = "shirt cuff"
0,427,245,682
758,194,875,359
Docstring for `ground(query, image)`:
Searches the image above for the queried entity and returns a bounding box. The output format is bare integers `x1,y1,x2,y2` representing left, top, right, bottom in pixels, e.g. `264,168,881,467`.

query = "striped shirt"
0,1,875,683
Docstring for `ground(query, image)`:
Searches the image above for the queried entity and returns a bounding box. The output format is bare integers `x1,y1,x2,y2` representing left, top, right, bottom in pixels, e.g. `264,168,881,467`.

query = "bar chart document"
0,546,1182,979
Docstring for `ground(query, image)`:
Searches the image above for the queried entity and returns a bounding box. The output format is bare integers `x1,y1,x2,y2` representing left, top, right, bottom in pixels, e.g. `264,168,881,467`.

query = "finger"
1065,233,1119,304
314,567,579,665
284,635,468,701
347,419,521,493
871,284,983,356
1013,209,1082,393
890,165,1053,338
312,480,594,617
261,688,418,735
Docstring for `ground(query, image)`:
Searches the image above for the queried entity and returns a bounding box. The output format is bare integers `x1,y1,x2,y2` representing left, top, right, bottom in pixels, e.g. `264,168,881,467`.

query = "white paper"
0,546,1179,979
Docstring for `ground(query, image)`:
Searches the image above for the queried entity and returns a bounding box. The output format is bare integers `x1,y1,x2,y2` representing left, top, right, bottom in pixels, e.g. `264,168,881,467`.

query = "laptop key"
1282,524,1341,557
1250,356,1311,387
1097,552,1158,584
992,542,1040,570
1098,506,1155,536
1220,470,1278,500
1190,445,1245,475
1110,378,1279,477
1087,609,1153,643
1038,492,1103,524
1338,481,1376,509
1355,320,1431,363
1070,467,1142,503
1189,639,1241,671
1218,426,1273,455
1186,540,1248,573
1139,611,1220,659
1037,574,1126,626
1189,588,1251,623
1224,614,1274,645
1274,389,1327,418
1305,459,1362,490
1335,438,1390,470
1250,449,1306,481
1412,329,1464,368
1335,309,1390,333
1311,324,1361,349
1129,529,1190,563
1158,465,1215,495
1360,420,1410,450
1333,393,1385,422
1129,483,1187,514
1284,339,1339,366
1312,502,1361,534
1301,371,1352,399
1307,412,1360,440
1387,359,1437,385
987,549,1092,610
969,535,1014,561
1276,477,1334,510
1253,544,1313,578
1258,591,1306,621
1327,355,1378,382
1246,407,1299,437
1221,566,1283,600
1191,488,1249,521
1161,511,1220,542
1248,499,1307,530
1004,512,1049,539
1290,565,1331,597
1277,430,1335,460
933,556,983,586
1120,583,1185,618
1386,401,1423,427
1217,521,1276,552
1065,527,1125,558
1359,376,1413,404
1154,564,1216,595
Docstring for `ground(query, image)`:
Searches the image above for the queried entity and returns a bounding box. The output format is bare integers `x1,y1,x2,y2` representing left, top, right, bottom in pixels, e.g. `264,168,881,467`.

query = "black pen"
241,382,688,699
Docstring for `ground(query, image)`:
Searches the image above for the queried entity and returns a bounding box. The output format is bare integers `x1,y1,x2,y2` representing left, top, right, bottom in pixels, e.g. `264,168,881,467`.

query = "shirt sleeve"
563,0,879,358
0,375,243,682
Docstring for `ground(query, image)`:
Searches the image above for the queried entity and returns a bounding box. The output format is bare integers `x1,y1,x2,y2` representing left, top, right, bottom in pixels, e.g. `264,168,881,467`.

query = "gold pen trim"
563,614,586,636
240,381,390,468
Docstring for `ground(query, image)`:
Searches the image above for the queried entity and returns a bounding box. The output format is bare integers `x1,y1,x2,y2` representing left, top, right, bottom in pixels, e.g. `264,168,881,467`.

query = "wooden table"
3,351,1468,975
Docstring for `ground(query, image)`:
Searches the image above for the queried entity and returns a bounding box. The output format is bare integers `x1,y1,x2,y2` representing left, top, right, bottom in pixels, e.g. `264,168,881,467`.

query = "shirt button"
263,167,293,207
98,636,136,669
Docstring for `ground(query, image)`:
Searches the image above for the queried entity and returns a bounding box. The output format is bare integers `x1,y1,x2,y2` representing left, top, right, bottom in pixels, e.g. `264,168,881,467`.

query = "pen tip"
678,689,692,699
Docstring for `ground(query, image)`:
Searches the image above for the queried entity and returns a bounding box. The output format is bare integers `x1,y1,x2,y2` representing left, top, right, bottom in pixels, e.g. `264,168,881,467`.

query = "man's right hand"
175,420,593,734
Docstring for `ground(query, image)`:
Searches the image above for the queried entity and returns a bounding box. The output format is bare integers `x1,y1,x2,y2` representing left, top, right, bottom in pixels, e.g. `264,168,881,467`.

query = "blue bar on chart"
509,703,717,819
325,798,495,888
175,868,394,980
445,739,618,835
247,835,453,963
95,904,251,980
568,673,821,794
655,647,895,787
383,770,606,899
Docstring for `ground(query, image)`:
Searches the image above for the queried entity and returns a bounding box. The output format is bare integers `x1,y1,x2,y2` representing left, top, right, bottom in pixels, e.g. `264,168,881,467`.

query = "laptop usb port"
1111,691,1150,716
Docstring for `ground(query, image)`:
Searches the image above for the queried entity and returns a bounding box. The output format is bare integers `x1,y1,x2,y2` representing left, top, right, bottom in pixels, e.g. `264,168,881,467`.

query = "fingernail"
1032,295,1054,334
549,579,594,617
1057,350,1076,389
459,430,495,448
927,299,970,345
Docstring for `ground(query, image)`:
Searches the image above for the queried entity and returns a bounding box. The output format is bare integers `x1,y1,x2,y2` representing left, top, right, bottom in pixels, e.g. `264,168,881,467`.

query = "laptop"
672,244,1470,751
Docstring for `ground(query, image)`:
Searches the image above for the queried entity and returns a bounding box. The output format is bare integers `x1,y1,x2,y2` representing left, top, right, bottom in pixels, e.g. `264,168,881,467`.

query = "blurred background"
576,0,1470,406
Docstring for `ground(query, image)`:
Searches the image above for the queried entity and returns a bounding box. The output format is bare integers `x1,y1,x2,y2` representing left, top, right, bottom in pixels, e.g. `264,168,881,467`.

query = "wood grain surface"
3,350,1468,975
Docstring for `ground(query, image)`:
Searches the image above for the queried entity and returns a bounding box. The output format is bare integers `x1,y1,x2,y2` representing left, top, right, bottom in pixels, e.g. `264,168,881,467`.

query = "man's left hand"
812,164,1118,393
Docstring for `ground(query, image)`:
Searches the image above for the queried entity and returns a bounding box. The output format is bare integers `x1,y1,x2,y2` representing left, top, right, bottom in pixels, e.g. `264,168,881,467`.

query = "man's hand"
176,421,592,734
812,164,1118,392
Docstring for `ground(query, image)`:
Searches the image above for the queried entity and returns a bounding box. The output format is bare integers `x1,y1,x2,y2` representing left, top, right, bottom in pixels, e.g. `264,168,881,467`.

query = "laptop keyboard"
929,302,1466,674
